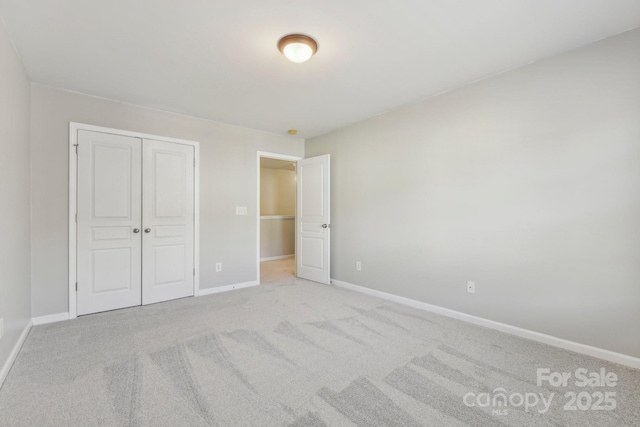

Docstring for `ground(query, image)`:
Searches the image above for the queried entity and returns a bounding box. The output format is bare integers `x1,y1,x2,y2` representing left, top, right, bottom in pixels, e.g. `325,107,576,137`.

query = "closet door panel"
142,139,195,304
76,130,142,315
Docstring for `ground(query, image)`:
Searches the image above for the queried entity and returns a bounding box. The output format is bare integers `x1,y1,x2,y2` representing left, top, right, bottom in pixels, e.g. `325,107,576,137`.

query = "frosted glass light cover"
283,43,313,63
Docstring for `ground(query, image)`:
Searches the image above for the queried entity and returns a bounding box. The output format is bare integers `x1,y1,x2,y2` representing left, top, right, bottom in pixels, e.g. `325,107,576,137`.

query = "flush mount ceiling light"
278,34,318,63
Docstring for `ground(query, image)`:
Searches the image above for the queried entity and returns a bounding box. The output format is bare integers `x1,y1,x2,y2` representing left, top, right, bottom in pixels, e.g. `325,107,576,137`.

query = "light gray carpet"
1,263,639,426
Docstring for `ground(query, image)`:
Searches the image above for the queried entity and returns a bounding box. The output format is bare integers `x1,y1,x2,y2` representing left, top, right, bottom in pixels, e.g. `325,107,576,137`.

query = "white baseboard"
260,254,294,262
0,320,32,389
32,312,70,326
196,281,258,296
331,279,640,370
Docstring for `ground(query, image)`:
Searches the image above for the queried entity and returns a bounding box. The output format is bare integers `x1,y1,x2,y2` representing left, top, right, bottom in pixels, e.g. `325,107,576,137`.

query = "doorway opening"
257,152,301,284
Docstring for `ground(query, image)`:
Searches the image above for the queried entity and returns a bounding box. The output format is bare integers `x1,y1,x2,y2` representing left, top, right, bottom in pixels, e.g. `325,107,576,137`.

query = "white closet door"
77,130,142,315
296,154,331,284
142,139,195,304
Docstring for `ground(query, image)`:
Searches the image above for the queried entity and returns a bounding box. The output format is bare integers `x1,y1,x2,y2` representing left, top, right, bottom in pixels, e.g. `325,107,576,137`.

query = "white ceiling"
1,1,639,139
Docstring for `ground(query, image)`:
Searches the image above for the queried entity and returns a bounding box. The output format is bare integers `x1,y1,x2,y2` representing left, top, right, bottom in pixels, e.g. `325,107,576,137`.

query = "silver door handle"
144,228,151,233
133,228,140,233
322,224,329,228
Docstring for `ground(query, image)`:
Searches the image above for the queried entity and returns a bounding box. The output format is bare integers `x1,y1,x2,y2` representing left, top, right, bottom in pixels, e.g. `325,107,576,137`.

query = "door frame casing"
256,151,302,284
69,122,200,319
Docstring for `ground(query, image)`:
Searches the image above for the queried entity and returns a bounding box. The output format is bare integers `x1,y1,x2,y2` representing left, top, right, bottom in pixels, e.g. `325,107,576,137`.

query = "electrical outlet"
216,262,222,272
356,261,362,271
0,318,3,340
467,281,476,294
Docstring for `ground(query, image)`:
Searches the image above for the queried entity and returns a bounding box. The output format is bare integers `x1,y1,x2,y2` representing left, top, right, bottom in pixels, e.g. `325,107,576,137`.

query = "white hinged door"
76,131,196,315
142,139,195,304
296,154,330,284
76,130,142,315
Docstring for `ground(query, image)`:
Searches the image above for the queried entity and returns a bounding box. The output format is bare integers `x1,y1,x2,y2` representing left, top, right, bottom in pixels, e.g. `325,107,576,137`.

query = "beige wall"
260,168,296,216
30,85,304,317
307,29,640,358
0,19,31,377
260,219,295,259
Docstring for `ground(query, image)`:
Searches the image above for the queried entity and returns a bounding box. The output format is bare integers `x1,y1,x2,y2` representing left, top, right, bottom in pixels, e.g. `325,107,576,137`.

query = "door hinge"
193,268,196,276
74,144,78,154
75,282,78,291
75,213,78,223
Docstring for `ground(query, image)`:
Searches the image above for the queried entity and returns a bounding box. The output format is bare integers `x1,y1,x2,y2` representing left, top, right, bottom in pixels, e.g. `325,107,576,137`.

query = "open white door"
76,130,142,315
142,139,195,305
296,154,330,284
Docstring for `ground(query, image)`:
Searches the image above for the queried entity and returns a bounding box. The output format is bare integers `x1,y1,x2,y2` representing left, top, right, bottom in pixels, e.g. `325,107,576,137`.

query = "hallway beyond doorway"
260,256,295,284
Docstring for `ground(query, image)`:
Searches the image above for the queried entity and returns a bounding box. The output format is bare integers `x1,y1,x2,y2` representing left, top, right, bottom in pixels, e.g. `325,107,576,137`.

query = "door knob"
133,228,140,233
322,224,329,228
144,228,151,233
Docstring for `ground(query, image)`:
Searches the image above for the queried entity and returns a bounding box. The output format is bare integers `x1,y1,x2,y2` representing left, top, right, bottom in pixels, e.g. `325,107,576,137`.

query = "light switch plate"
236,207,248,215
